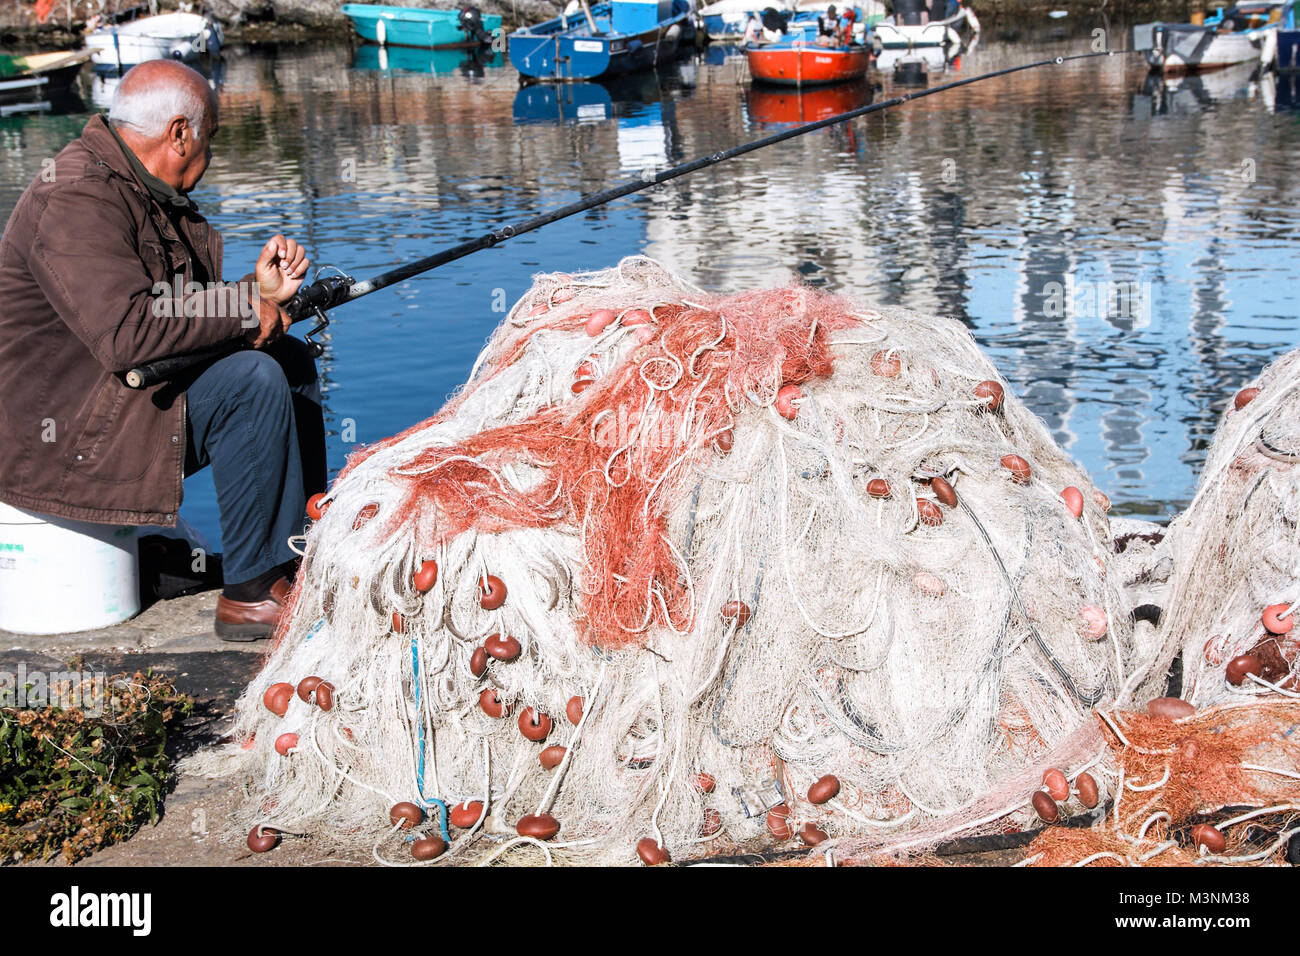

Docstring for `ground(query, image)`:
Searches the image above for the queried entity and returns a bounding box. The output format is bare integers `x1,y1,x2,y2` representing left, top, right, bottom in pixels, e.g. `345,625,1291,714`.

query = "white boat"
872,0,977,50
1132,1,1283,74
86,11,223,69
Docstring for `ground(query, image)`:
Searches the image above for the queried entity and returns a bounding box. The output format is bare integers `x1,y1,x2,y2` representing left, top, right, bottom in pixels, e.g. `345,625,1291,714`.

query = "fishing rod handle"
124,342,245,389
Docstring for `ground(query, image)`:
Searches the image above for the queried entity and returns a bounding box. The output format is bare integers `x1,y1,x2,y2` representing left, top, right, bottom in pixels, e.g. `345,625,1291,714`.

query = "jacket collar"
79,114,199,214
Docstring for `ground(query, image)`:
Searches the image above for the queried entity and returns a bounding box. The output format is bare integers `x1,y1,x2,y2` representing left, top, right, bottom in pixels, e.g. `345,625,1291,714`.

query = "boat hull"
340,4,503,49
85,13,222,67
873,6,974,49
747,42,870,85
1134,20,1279,74
509,12,691,80
745,77,871,122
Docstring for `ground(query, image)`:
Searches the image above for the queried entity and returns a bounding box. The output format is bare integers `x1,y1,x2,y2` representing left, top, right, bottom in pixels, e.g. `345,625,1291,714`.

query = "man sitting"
0,60,325,641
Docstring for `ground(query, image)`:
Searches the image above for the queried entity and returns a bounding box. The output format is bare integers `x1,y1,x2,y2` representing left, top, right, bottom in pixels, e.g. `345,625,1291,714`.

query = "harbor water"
2,31,1298,548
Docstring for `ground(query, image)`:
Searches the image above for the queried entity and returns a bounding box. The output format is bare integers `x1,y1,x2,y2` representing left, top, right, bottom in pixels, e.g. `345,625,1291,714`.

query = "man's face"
179,102,218,193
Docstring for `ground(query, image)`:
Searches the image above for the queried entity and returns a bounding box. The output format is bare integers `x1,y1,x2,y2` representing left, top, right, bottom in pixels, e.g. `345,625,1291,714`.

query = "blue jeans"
182,336,326,586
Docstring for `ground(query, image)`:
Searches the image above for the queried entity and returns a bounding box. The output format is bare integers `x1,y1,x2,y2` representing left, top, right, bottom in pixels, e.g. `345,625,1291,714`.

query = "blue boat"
508,0,694,81
341,4,503,49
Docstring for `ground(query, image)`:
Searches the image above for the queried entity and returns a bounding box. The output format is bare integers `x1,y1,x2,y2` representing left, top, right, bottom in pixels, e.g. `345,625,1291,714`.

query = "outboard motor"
458,5,493,45
895,0,926,26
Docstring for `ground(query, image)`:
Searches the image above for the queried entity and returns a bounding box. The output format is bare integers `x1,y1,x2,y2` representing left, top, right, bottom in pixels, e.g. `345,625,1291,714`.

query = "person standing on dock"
0,60,325,641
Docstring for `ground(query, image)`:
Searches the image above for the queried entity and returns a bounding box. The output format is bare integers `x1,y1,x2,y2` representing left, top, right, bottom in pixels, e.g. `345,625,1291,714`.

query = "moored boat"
1133,1,1284,74
0,50,91,115
509,0,694,82
85,11,222,69
340,4,503,49
871,0,977,50
747,35,870,85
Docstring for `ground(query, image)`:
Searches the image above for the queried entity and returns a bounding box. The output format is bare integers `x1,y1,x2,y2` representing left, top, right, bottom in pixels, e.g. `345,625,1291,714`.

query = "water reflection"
2,36,1298,541
352,45,504,75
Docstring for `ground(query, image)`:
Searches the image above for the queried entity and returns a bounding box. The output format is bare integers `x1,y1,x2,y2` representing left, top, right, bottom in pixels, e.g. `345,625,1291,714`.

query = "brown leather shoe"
215,577,291,642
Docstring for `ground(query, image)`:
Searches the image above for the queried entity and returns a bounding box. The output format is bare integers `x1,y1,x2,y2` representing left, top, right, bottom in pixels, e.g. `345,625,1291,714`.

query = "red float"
479,688,507,718
485,633,521,661
1262,603,1294,635
720,599,752,629
390,802,424,829
516,813,560,840
411,836,446,861
449,801,484,828
807,774,840,805
766,804,792,840
295,676,322,703
263,682,294,717
247,826,280,853
413,560,439,593
540,745,567,770
274,733,298,756
518,707,553,742
306,492,328,521
930,476,957,508
565,696,584,725
870,350,902,377
775,384,802,420
479,574,507,610
1001,454,1032,484
1233,387,1259,411
1042,769,1069,802
470,646,488,678
974,380,1004,412
916,499,943,527
1031,790,1059,823
866,478,891,499
1061,486,1084,519
636,837,671,865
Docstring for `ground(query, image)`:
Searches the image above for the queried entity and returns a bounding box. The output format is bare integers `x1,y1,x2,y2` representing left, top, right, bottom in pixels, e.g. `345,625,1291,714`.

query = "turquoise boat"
340,4,503,49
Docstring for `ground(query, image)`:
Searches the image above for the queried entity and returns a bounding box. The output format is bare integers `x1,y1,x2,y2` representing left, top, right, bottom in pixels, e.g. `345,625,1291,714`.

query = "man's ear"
165,115,190,157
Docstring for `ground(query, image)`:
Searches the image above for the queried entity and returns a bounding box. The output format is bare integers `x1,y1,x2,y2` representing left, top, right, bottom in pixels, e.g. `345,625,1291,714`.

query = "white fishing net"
1150,348,1300,709
188,256,1147,865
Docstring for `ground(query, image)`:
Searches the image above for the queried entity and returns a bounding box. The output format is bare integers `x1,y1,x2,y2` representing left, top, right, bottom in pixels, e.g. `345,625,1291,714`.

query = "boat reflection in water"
513,81,614,123
512,69,691,172
744,76,872,125
1137,59,1273,114
352,44,504,75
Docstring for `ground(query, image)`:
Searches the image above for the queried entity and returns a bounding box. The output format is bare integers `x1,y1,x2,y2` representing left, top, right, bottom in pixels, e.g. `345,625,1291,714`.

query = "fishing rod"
125,48,1131,390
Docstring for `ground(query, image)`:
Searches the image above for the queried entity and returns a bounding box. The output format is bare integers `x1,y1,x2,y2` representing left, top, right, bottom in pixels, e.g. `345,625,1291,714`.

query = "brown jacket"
0,115,255,527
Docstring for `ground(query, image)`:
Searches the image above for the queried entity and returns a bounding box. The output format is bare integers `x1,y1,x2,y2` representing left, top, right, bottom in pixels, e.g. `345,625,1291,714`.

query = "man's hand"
255,234,310,305
244,294,291,348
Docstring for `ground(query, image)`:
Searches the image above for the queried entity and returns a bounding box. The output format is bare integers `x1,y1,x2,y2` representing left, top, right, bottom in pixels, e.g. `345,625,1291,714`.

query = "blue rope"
411,637,451,843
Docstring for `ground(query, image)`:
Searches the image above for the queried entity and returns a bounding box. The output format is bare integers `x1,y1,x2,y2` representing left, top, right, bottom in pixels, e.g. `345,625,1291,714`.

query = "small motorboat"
747,34,870,85
1132,1,1284,74
341,4,503,49
509,0,694,82
85,11,222,69
0,50,91,116
871,0,978,50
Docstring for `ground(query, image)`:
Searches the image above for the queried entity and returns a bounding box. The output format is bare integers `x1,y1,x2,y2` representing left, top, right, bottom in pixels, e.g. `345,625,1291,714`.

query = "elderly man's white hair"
107,60,211,139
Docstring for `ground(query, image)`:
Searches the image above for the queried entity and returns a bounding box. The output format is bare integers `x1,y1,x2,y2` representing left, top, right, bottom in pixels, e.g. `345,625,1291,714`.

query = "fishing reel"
284,268,354,358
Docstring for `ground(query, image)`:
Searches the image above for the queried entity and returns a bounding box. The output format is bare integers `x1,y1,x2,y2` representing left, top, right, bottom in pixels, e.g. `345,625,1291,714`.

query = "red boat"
746,39,870,87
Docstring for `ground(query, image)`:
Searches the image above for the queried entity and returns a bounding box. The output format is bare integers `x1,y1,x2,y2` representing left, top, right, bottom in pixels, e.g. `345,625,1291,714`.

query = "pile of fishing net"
191,255,1159,866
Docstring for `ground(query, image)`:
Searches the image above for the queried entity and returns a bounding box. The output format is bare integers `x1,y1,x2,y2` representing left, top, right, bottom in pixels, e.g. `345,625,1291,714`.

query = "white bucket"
0,501,140,635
